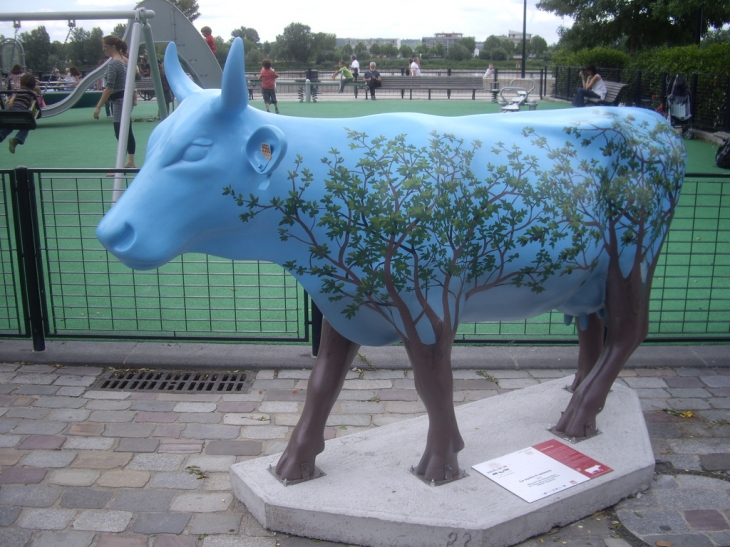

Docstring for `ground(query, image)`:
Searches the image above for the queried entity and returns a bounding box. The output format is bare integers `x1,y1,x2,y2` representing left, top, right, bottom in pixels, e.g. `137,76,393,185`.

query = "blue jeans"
573,87,600,107
0,127,28,144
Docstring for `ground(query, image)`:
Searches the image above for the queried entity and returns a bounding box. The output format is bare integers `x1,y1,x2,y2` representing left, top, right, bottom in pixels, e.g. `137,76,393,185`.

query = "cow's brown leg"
556,260,651,438
404,338,464,482
275,318,360,480
570,312,605,392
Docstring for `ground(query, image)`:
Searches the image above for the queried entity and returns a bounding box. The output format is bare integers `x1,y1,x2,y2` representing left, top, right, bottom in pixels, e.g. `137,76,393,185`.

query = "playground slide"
41,60,110,118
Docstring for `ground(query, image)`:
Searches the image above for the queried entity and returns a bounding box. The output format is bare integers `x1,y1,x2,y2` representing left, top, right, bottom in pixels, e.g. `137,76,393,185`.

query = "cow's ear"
246,125,287,188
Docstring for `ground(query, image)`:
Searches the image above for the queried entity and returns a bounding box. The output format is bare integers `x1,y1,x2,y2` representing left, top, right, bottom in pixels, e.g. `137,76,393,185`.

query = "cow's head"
96,38,287,270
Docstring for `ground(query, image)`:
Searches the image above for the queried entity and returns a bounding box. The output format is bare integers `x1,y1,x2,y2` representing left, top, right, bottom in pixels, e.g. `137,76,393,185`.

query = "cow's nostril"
105,222,136,253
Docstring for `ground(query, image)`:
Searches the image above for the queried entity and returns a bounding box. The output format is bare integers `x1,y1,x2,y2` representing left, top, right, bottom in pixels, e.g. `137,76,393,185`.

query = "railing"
1,168,728,353
553,66,730,133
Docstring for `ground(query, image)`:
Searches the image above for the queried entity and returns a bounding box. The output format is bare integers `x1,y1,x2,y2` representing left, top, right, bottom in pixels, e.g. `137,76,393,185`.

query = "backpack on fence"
717,139,730,169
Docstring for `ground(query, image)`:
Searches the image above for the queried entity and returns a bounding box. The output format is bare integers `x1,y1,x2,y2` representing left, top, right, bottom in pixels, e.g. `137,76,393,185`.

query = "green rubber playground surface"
0,98,727,342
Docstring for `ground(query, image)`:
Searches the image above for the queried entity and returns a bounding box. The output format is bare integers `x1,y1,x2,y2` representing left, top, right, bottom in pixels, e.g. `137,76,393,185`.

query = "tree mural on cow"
224,112,683,347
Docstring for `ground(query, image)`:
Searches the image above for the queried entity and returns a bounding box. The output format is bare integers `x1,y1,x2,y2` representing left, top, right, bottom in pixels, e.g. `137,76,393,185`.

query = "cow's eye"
181,139,213,162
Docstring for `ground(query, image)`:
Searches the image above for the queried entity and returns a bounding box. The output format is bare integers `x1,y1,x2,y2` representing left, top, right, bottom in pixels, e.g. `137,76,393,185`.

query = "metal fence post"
726,75,730,131
12,167,46,351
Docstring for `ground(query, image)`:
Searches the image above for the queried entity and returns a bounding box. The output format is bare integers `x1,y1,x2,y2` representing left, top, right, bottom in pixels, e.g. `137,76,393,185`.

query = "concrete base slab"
230,377,654,547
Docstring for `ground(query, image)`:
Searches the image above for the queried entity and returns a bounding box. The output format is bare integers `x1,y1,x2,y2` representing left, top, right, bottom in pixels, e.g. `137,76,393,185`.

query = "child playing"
201,26,216,54
332,60,353,93
1,73,40,154
259,59,280,114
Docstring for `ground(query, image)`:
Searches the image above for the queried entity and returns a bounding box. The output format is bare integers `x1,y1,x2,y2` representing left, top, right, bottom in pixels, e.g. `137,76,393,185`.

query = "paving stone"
30,531,96,547
132,511,191,534
17,507,77,529
0,528,32,547
130,401,176,412
12,373,58,385
128,453,186,471
170,492,233,512
48,469,100,486
263,389,307,402
684,509,729,531
152,423,186,438
710,398,730,409
699,453,730,471
55,366,102,376
384,401,427,413
157,393,220,402
16,365,57,373
222,392,264,402
340,401,384,414
240,425,289,439
216,401,257,413
0,447,24,465
258,401,299,413
21,449,77,468
702,376,730,388
12,420,68,435
342,379,392,390
0,467,47,484
135,411,180,423
252,379,298,390
623,377,670,388
189,513,242,534
0,434,21,447
84,391,130,400
616,509,689,535
33,396,87,408
666,398,712,410
56,387,88,397
393,379,415,389
0,419,18,433
53,375,96,387
87,400,133,411
0,485,60,506
452,379,500,390
376,389,418,401
667,388,712,398
174,402,217,412
274,414,301,426
96,470,150,488
158,438,204,453
116,438,159,452
178,412,222,424
5,407,52,419
223,413,271,426
186,455,236,472
203,472,232,491
182,424,240,439
325,414,372,427
154,536,199,547
17,434,66,449
263,440,289,455
148,471,201,489
111,489,176,511
372,414,413,426
72,510,133,532
665,376,706,388
95,534,147,547
71,451,132,469
63,436,115,450
0,506,21,525
497,378,540,389
202,536,276,547
48,409,91,422
0,395,33,406
102,423,155,437
89,410,136,422
60,487,114,509
206,440,262,456
66,423,105,436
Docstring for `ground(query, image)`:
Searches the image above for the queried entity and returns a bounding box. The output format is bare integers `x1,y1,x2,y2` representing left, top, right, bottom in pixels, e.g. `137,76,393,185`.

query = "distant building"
421,33,463,52
497,30,532,47
338,38,401,49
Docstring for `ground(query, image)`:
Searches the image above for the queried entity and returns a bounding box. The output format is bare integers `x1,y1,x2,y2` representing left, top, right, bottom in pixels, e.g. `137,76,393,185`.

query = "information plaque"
472,439,613,503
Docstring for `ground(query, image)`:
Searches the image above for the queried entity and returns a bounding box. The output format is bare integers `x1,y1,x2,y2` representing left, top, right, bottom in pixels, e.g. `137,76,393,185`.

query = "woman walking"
93,35,137,168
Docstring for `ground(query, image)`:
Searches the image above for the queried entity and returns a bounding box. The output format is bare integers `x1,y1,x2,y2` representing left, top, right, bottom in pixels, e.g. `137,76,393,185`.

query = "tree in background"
231,27,260,44
275,23,313,63
112,24,126,38
445,43,471,61
380,43,398,58
530,35,548,58
354,42,369,59
19,26,53,72
400,44,413,59
458,37,476,56
538,0,730,54
369,43,381,57
140,0,201,22
429,43,445,57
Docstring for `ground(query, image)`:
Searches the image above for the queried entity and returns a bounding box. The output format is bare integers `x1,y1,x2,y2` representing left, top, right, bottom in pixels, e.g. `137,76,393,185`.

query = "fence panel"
0,170,25,337
31,170,308,342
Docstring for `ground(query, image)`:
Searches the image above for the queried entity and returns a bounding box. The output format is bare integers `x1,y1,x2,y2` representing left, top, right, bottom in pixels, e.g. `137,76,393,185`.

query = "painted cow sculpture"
97,38,686,483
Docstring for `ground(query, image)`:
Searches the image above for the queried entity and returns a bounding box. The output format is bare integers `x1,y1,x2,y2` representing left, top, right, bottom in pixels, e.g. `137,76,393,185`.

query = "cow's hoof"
275,436,324,481
554,406,599,440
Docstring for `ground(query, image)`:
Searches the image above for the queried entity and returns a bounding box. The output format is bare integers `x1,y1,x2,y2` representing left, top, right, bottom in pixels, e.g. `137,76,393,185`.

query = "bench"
136,78,157,101
585,81,627,106
361,76,489,100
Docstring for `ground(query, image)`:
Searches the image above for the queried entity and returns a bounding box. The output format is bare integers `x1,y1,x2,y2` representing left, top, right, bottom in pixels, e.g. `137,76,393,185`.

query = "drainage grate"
92,369,251,393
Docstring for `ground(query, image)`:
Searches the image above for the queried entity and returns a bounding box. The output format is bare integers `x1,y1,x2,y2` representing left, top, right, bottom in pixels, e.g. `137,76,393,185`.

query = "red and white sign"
472,439,612,503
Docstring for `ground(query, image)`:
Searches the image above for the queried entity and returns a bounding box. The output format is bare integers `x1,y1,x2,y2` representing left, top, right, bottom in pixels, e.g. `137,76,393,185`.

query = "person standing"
410,57,421,76
259,59,280,114
201,26,216,54
350,55,360,82
5,64,23,90
93,35,137,169
363,62,381,100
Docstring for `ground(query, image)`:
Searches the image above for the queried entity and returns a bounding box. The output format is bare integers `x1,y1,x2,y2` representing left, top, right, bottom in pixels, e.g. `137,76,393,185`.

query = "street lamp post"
521,0,527,77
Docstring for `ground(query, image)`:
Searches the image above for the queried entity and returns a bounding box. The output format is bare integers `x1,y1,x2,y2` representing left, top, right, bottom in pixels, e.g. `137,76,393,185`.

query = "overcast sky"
0,0,572,49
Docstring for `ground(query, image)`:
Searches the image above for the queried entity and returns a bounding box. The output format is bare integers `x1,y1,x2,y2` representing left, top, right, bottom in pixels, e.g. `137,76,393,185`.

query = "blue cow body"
97,38,685,483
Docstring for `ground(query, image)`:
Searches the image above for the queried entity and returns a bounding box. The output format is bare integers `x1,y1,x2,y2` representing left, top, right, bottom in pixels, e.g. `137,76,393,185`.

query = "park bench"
358,76,489,100
585,81,628,106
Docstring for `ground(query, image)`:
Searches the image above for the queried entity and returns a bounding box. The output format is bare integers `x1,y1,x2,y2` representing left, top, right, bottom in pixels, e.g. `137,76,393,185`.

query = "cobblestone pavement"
1,361,729,547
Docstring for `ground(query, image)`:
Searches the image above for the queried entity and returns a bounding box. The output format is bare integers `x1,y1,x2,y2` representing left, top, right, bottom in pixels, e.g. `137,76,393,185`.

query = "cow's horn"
164,41,203,103
219,37,248,112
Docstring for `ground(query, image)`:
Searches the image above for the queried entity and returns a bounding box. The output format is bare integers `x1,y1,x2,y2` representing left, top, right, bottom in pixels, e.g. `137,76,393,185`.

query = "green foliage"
459,37,476,54
231,27,260,44
483,35,502,50
19,26,52,72
551,47,630,69
445,44,471,61
112,24,126,38
276,23,313,63
628,43,730,75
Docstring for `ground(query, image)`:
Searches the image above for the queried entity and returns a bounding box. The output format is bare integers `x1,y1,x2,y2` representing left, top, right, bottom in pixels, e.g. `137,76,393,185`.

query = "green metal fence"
0,168,728,350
